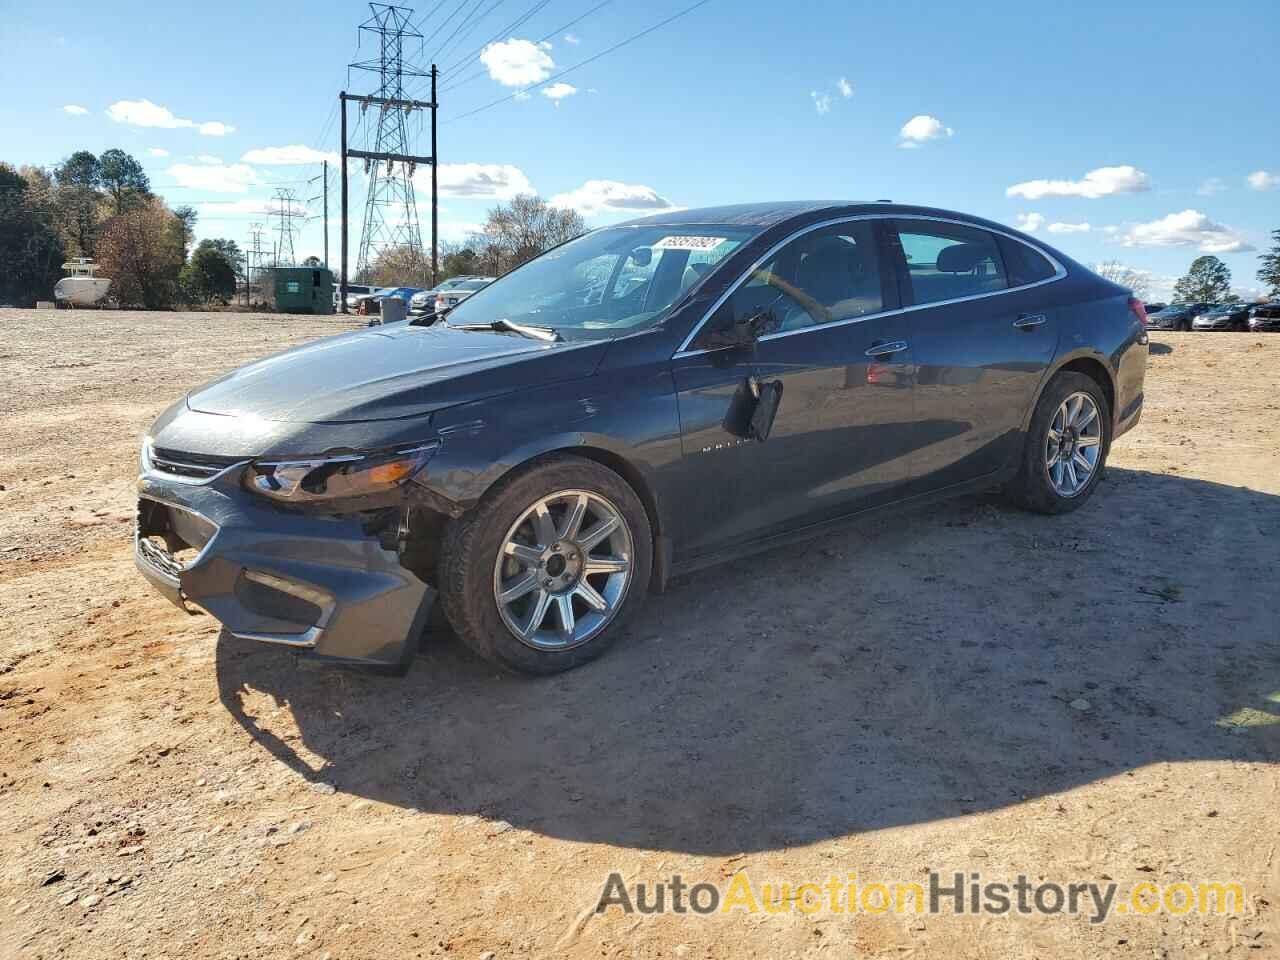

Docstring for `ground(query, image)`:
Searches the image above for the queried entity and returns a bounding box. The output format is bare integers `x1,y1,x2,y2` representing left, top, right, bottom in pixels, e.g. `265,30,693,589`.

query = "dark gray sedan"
134,202,1147,674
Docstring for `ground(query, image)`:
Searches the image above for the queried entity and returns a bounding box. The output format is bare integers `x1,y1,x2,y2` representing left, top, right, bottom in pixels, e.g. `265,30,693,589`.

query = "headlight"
243,442,440,502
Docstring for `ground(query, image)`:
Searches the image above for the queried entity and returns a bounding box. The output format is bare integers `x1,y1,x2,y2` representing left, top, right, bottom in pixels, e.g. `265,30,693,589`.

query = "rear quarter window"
998,236,1057,286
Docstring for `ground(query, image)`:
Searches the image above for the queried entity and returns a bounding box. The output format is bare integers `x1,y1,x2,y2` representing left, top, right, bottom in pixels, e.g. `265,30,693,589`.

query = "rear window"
998,236,1057,286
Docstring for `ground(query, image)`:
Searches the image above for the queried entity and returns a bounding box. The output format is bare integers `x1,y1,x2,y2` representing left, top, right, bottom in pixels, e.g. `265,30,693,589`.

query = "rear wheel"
438,455,651,674
1007,372,1110,514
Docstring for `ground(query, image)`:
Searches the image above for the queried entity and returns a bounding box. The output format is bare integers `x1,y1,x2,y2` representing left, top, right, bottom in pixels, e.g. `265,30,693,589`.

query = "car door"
885,218,1062,494
669,219,918,560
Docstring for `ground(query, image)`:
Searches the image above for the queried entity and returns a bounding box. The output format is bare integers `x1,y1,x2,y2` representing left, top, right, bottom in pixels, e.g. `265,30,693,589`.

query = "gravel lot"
1,308,1277,959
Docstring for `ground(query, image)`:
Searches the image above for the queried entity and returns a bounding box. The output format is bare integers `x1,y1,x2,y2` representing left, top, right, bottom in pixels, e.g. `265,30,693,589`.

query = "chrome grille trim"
142,440,249,485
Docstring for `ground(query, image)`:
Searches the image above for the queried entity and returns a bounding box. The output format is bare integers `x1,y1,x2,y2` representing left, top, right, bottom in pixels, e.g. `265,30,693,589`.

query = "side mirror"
702,303,772,350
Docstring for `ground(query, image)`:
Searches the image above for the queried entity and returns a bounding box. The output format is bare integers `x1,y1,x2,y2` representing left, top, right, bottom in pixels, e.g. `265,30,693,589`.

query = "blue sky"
3,0,1277,299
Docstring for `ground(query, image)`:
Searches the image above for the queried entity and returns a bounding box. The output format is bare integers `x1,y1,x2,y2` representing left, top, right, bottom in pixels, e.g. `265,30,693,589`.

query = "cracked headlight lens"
243,442,440,502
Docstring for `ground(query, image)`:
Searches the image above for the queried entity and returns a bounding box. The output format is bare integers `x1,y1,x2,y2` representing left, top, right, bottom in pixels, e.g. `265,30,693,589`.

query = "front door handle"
865,339,909,358
1013,313,1047,330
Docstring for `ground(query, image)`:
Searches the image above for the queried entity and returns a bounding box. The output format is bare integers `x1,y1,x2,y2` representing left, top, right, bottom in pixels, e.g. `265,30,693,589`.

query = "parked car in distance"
1142,301,1167,315
133,201,1147,676
410,277,486,315
339,284,380,310
1192,303,1252,331
1145,303,1209,331
433,277,494,315
1248,303,1280,332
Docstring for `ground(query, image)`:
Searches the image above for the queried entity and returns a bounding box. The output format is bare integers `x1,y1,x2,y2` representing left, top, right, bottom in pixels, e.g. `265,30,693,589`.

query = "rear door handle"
1013,313,1047,330
865,340,909,358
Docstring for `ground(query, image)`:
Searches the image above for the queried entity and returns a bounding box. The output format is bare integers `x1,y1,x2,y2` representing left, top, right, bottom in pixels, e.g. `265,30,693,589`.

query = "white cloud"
1118,209,1253,254
166,161,259,194
1006,165,1150,200
1015,213,1045,233
196,154,222,165
147,147,170,158
542,82,578,102
106,98,235,137
439,220,487,243
1197,177,1226,196
564,33,581,44
63,104,88,116
193,198,272,217
416,162,535,200
837,77,853,98
1047,222,1091,234
1247,170,1278,191
241,144,340,166
549,179,675,217
480,38,554,87
811,91,832,115
898,114,953,148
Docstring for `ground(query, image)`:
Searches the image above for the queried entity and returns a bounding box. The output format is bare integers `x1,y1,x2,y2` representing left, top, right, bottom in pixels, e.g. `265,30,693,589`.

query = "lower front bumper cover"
135,467,432,670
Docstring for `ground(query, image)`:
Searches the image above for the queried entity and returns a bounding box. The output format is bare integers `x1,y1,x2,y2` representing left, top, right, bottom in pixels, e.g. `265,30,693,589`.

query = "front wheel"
438,455,652,674
1006,372,1110,514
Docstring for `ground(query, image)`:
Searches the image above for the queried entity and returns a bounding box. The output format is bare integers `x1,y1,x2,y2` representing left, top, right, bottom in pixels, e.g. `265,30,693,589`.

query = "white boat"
54,259,112,307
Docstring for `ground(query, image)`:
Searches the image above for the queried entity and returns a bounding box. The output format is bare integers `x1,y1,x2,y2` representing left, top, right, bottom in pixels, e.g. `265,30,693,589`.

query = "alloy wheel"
493,489,634,650
1045,392,1103,498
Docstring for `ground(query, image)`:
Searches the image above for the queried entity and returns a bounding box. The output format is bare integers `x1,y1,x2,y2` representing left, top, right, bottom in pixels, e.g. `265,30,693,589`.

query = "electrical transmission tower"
270,189,305,267
349,3,430,279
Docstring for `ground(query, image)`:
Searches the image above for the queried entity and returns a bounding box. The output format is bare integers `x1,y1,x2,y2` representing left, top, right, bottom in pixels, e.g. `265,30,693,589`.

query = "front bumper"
1192,319,1232,330
134,463,433,671
1248,320,1280,332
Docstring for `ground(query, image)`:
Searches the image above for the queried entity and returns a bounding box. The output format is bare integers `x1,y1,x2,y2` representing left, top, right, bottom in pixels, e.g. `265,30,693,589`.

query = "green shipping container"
272,267,335,314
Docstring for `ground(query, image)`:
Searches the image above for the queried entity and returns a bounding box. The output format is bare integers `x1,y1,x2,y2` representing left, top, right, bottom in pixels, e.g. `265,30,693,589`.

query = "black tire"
437,454,652,674
1006,371,1111,515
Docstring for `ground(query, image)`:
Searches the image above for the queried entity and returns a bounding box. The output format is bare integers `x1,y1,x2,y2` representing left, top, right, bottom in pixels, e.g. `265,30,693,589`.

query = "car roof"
613,200,1031,231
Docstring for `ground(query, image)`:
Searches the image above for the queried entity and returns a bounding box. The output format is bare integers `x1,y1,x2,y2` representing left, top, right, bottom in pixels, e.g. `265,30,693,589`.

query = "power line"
431,0,506,65
438,0,613,92
444,0,711,122
437,0,553,80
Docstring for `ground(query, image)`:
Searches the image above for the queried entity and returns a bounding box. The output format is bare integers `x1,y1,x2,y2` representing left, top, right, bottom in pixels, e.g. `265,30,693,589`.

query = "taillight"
1128,297,1148,326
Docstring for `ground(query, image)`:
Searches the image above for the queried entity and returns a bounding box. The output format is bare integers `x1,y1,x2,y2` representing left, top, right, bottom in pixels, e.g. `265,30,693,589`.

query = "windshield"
456,279,490,291
445,224,755,338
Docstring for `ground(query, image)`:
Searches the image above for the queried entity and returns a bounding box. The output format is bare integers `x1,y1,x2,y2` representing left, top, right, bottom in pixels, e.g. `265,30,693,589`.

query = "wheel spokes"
579,516,619,552
522,589,553,638
504,542,543,566
494,489,635,651
560,494,589,541
499,571,540,604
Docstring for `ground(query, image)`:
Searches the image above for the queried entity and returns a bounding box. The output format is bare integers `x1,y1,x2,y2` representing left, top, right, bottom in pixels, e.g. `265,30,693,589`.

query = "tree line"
1,148,243,308
360,194,586,288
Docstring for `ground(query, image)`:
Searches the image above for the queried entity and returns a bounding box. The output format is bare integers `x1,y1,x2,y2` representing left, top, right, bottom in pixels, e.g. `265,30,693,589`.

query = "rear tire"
1006,372,1111,515
438,454,652,674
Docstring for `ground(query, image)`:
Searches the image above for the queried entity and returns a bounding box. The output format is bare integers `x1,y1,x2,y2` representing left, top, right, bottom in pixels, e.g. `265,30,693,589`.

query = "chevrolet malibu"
135,202,1148,674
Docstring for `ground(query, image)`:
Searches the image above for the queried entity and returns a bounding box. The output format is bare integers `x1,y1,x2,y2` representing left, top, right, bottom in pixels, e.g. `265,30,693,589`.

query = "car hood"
185,323,607,424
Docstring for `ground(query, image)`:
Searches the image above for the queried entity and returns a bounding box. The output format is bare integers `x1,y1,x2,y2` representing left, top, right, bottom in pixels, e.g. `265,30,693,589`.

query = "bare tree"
1095,261,1151,300
479,194,586,274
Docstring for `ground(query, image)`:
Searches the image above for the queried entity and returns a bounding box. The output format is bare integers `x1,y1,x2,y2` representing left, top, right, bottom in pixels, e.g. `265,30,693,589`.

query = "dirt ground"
1,307,1277,960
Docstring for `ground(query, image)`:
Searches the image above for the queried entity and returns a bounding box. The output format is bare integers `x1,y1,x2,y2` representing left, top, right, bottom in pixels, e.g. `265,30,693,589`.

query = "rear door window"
892,221,1009,306
997,235,1057,286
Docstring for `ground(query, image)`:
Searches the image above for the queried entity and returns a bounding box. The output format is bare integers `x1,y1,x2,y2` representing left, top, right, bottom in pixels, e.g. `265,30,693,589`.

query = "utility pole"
431,63,438,286
345,4,434,279
340,93,349,313
308,162,330,267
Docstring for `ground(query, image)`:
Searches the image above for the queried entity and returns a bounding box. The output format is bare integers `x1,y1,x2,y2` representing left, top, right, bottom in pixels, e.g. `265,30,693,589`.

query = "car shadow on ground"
1148,340,1173,355
216,468,1279,855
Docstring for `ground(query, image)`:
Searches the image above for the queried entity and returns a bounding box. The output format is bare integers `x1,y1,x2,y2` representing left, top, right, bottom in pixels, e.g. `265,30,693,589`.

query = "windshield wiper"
452,318,562,342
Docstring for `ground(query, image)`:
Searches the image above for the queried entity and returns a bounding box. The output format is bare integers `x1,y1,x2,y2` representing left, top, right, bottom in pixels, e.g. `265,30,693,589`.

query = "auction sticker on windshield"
654,236,727,251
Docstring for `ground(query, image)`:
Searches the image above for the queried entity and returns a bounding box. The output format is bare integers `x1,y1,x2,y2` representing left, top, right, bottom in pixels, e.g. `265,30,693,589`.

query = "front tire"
1007,372,1110,514
438,455,652,674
